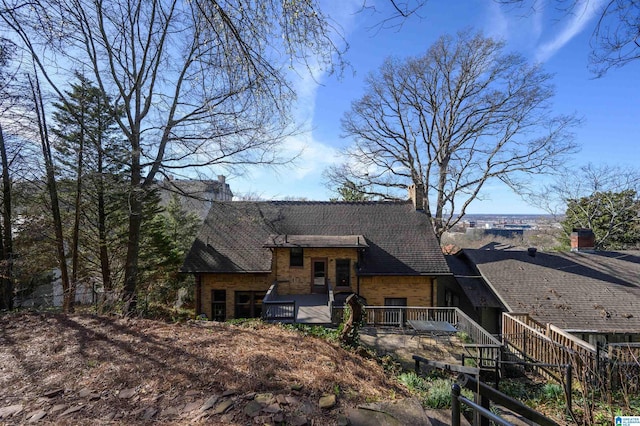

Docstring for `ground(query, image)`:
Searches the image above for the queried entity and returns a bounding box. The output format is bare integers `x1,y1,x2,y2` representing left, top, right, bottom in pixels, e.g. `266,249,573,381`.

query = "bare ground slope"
0,312,408,425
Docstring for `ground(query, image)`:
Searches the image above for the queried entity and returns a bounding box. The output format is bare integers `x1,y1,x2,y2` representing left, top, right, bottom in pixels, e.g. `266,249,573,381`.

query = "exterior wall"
358,275,434,306
200,273,273,320
272,247,358,295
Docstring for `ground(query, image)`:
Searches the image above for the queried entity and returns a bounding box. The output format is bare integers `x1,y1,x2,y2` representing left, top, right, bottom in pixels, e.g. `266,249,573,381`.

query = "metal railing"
262,281,296,323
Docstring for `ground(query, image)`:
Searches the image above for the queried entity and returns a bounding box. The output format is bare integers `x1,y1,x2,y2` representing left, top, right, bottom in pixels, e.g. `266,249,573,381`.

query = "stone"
285,396,300,406
275,394,288,405
290,384,303,391
254,392,274,405
289,415,308,426
319,394,336,409
253,414,273,424
185,390,200,397
78,388,92,398
43,388,64,398
199,395,219,412
0,404,23,418
298,401,314,415
337,414,349,426
161,406,180,417
182,400,202,413
263,403,281,414
273,412,284,423
213,399,234,415
60,405,83,417
222,390,236,397
347,397,432,426
142,407,157,420
243,400,263,417
50,404,67,414
27,409,47,423
118,388,136,399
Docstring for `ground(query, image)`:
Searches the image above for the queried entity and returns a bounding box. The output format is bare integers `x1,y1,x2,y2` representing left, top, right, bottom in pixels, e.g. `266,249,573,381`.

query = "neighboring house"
181,193,450,322
158,175,233,220
450,232,640,346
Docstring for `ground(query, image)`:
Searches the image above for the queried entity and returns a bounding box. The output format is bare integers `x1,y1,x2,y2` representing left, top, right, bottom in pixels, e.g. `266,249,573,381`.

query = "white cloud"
535,0,605,62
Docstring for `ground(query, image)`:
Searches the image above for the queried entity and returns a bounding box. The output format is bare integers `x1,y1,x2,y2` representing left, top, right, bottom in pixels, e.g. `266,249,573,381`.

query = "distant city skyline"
224,1,640,214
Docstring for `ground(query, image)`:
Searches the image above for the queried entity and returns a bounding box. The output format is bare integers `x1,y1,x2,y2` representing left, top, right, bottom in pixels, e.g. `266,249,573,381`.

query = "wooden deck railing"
502,312,603,381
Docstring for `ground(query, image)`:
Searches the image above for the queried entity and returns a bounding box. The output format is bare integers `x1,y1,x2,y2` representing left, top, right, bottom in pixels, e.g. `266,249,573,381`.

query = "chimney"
217,175,226,184
408,183,425,210
570,228,595,252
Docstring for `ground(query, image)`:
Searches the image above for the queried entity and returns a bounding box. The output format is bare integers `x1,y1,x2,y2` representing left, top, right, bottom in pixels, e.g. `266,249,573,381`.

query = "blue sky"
229,0,640,214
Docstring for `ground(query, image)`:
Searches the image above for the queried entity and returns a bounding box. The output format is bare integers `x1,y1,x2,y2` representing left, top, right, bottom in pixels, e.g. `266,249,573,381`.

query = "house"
449,231,640,346
158,175,233,220
181,192,450,322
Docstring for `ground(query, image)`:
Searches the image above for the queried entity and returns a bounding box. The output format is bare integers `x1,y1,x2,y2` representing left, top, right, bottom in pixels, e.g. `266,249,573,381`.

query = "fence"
262,281,296,322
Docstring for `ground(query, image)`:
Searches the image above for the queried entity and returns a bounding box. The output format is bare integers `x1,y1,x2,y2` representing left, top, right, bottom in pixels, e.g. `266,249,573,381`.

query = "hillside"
0,312,408,425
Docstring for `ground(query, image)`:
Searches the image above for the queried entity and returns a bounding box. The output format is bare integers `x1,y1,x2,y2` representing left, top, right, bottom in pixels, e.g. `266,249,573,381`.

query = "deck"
266,293,331,324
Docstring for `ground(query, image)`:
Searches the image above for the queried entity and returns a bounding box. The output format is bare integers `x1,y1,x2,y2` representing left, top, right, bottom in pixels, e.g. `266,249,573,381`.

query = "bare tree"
497,0,640,76
528,163,640,249
327,31,579,238
1,0,348,313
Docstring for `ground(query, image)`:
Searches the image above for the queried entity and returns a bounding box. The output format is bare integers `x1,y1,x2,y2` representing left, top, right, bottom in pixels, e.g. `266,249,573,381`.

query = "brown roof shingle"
182,201,450,276
463,247,640,333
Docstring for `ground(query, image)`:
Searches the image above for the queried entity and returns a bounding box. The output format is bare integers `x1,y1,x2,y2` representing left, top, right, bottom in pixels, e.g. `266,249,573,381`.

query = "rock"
0,404,23,419
273,412,284,423
161,406,180,417
222,390,236,397
298,401,314,415
199,395,219,412
253,414,273,424
319,394,336,409
118,388,136,399
263,403,281,414
213,399,234,415
346,397,432,426
182,400,202,413
337,414,349,426
254,393,274,405
185,390,200,397
60,405,83,417
275,394,288,405
290,384,303,391
142,407,157,420
78,388,92,398
285,396,300,406
289,415,308,426
27,409,47,423
50,404,67,414
243,400,263,417
43,388,64,398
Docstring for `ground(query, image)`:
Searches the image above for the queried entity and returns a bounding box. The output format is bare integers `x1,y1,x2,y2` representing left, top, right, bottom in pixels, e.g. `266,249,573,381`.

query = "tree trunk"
122,144,142,315
96,141,111,294
29,73,72,313
69,124,83,311
0,123,12,311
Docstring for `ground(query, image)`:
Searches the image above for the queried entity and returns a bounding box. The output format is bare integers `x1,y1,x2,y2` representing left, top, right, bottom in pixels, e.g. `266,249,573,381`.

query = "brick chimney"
570,228,595,252
408,183,425,210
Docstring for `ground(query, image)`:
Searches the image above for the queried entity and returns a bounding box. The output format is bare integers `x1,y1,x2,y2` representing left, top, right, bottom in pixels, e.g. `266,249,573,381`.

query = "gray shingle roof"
182,201,450,276
463,247,640,333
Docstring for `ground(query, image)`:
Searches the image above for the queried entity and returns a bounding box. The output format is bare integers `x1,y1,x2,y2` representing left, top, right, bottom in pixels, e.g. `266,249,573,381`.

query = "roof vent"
527,247,537,257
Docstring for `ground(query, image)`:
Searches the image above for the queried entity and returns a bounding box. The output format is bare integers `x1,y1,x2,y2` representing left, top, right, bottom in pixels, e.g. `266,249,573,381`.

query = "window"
444,289,460,307
211,290,226,322
290,247,303,267
235,291,265,319
335,259,351,287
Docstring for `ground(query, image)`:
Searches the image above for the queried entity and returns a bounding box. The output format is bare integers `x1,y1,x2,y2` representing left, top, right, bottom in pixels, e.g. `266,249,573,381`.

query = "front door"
311,259,327,293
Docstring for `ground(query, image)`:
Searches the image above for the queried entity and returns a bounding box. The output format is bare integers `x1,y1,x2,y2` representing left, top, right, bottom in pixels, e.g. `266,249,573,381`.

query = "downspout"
195,274,202,316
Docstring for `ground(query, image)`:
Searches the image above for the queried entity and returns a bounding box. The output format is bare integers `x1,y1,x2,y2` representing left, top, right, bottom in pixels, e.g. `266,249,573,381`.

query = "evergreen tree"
561,190,640,250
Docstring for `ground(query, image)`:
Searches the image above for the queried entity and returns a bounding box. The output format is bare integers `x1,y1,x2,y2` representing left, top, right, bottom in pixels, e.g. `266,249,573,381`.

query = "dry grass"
0,312,407,425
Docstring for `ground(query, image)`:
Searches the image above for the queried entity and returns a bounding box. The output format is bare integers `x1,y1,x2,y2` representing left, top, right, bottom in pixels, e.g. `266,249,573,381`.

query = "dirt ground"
0,312,409,425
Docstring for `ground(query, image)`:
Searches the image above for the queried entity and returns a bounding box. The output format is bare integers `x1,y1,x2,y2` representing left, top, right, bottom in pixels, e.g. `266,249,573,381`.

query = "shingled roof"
462,246,640,334
182,201,450,276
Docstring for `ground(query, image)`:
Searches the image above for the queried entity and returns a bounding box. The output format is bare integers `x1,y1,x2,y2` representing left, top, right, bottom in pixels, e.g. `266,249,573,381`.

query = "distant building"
158,175,233,220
